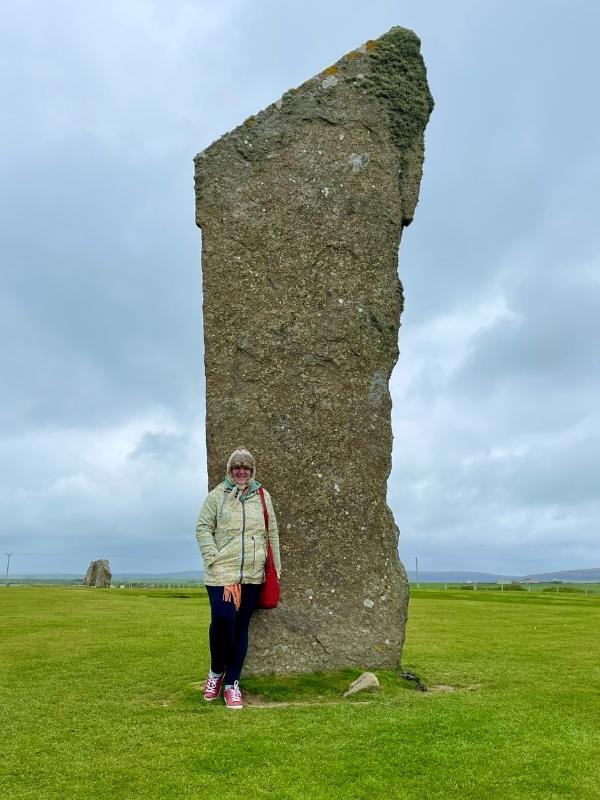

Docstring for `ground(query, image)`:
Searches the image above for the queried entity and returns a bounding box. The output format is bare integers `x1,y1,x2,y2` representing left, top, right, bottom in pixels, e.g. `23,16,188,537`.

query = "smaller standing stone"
83,559,112,587
343,672,381,697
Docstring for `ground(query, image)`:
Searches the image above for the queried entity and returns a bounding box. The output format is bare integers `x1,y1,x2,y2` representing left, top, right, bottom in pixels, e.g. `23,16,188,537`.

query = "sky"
1,0,599,577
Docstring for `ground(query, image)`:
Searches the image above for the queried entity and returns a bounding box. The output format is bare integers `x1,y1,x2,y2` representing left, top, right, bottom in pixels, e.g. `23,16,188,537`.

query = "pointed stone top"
195,26,433,228
196,25,433,161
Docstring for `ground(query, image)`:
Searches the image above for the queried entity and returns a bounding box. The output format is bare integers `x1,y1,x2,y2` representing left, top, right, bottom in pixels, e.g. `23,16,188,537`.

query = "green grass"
1,587,599,799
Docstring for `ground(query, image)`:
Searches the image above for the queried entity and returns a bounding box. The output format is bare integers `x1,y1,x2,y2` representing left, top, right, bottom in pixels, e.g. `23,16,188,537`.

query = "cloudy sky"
1,0,598,577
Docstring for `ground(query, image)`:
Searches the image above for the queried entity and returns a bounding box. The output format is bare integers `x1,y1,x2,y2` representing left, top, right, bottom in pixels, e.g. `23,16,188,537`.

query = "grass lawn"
1,586,599,799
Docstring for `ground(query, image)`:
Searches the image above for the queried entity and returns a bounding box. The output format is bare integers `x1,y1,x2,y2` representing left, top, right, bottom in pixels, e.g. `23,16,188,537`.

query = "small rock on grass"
343,671,380,697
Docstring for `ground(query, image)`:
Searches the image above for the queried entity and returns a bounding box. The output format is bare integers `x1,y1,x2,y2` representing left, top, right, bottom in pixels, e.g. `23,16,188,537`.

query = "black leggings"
206,584,261,684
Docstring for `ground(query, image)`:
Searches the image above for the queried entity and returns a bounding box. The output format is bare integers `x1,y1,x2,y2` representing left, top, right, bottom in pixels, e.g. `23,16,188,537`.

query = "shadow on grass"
176,668,430,711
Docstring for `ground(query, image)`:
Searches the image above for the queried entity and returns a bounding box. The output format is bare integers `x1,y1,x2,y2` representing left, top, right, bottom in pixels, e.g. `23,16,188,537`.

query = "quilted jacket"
195,478,281,587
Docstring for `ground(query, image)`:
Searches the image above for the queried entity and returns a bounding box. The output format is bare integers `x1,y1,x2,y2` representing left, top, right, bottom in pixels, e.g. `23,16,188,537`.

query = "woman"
195,447,281,709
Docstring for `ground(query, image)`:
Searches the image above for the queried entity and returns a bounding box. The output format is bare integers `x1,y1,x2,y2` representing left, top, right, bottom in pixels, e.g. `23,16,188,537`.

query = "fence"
409,582,600,595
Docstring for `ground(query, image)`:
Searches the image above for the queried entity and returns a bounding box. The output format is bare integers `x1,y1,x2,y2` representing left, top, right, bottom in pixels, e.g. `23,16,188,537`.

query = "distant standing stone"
194,26,433,673
83,559,112,588
343,672,381,697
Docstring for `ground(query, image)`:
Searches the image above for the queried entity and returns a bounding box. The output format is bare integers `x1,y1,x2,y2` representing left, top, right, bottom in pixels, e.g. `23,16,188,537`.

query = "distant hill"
407,571,516,584
8,571,204,582
407,568,600,584
521,567,600,582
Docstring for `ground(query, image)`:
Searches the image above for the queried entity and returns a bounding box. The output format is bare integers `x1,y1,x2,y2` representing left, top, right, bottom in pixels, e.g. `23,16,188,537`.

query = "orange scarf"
223,583,242,610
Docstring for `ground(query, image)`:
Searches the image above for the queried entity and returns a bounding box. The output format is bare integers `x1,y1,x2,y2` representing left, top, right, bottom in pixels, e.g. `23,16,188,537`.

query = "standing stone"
194,27,433,673
83,559,111,588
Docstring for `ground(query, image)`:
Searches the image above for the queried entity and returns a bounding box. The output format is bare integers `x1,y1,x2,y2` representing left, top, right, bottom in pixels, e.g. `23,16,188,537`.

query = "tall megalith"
194,26,433,673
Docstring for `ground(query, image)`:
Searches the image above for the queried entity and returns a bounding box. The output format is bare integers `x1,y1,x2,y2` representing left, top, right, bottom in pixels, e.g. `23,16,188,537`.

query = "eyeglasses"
231,463,252,470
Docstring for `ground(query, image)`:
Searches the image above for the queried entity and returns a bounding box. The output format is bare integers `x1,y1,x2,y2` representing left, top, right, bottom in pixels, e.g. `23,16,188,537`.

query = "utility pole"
415,556,419,588
5,553,12,583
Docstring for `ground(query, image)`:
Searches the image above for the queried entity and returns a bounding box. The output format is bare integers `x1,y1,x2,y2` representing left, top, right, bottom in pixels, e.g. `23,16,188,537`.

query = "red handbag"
257,487,280,609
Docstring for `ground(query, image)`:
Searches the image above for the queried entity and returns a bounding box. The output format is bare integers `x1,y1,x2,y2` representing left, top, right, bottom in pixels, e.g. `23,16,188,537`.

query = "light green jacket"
195,479,281,587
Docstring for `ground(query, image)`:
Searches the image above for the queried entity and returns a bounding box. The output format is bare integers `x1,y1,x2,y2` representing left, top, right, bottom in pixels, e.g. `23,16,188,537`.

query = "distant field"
412,581,600,594
1,586,599,799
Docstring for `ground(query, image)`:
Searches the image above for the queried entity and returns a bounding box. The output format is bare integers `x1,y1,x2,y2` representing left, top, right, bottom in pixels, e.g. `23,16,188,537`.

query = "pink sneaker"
204,672,224,701
223,681,244,709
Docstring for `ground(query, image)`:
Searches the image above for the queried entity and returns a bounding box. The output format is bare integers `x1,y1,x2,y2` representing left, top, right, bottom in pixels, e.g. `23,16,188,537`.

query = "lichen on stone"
364,26,434,160
321,75,339,89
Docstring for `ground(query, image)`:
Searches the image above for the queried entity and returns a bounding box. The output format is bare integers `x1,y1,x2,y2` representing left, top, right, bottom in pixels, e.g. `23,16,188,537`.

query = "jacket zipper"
252,537,256,570
239,501,246,582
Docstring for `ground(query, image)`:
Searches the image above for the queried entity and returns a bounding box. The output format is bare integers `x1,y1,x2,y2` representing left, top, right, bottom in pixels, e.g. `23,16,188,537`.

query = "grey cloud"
1,147,204,432
398,1,600,324
454,272,600,386
129,430,195,465
0,420,207,574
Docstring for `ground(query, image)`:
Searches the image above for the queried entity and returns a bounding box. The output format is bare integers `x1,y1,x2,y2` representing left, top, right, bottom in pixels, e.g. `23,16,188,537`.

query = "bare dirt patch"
242,692,371,708
428,684,456,693
427,683,481,694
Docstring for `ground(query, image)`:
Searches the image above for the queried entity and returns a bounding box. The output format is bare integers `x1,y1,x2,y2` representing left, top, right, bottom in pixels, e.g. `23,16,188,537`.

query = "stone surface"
83,559,111,588
343,671,381,697
194,27,433,673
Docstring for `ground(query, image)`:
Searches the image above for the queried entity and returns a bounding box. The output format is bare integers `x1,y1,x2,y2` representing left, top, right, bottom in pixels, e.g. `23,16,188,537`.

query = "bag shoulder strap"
258,487,269,542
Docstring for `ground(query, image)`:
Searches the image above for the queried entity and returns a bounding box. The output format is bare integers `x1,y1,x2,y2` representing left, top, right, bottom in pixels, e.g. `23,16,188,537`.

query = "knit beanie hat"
226,447,256,503
226,447,255,480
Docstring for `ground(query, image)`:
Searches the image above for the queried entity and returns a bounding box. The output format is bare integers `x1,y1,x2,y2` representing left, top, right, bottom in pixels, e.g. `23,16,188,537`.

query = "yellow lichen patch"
244,116,256,128
365,40,377,52
345,50,362,60
290,87,300,95
322,65,338,76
